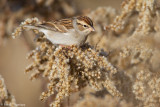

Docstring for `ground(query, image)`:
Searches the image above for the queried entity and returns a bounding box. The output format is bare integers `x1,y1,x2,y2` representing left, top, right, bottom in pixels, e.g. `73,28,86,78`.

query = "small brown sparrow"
24,16,95,46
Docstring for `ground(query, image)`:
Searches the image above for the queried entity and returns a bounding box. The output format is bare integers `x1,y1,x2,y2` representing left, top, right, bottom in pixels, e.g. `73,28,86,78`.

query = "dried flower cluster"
106,0,156,34
21,35,122,107
107,0,136,32
0,75,17,107
132,69,160,107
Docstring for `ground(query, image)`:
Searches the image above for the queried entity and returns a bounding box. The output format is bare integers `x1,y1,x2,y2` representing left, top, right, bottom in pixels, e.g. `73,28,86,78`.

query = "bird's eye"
84,25,87,27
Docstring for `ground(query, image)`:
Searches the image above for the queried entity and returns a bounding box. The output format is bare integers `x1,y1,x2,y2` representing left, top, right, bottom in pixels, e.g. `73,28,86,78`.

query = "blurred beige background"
74,0,123,10
0,0,123,107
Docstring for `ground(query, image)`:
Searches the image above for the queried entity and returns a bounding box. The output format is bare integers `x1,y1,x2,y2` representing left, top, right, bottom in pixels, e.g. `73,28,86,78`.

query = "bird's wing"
36,19,74,33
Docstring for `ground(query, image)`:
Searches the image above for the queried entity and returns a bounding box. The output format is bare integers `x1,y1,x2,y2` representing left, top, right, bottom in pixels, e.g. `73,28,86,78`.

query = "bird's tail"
23,25,41,30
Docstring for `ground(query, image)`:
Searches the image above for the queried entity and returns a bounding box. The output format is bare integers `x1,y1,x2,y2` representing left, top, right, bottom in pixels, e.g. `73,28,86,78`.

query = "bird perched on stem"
24,16,95,46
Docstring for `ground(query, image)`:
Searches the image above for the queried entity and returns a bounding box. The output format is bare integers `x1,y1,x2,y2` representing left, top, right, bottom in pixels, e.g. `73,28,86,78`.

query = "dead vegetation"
1,0,160,107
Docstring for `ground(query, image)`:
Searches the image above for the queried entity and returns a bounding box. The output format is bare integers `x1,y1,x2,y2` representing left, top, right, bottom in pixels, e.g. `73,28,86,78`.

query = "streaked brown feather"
37,19,74,33
77,16,93,27
35,16,93,33
55,19,73,29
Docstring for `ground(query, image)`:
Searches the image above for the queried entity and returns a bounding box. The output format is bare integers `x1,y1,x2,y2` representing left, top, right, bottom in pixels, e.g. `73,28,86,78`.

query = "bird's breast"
42,29,86,46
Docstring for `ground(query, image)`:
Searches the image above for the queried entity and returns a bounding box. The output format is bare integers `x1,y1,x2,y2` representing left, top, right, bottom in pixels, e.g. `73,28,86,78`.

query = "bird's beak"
91,27,95,32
